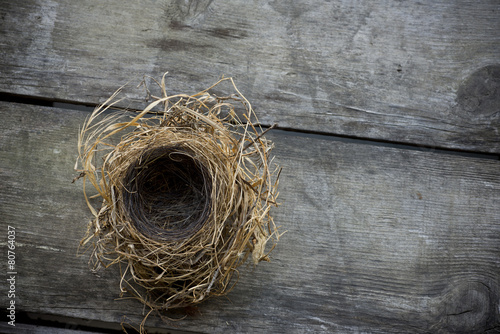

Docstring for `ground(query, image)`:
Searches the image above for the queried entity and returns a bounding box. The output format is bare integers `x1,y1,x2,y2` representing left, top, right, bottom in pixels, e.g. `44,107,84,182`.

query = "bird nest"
75,75,281,322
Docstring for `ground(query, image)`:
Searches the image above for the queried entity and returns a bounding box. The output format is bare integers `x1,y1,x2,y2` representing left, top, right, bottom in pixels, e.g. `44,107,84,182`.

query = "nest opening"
122,147,212,241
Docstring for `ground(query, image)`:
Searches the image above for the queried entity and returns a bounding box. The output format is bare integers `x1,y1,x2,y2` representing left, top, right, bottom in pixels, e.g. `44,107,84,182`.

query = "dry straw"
75,74,281,325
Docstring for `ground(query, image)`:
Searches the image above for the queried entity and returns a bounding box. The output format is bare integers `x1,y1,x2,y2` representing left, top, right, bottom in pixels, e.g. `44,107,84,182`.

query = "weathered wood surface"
0,322,105,334
1,101,499,333
1,0,499,153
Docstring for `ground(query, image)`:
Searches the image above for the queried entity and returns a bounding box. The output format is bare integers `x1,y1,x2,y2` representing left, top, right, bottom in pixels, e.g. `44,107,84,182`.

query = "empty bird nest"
75,74,282,322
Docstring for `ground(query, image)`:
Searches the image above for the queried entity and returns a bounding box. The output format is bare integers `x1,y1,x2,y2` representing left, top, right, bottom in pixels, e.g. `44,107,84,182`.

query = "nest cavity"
76,75,281,315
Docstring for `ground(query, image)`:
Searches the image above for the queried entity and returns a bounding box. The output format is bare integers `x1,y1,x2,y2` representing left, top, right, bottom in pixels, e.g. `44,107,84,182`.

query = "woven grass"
75,74,281,325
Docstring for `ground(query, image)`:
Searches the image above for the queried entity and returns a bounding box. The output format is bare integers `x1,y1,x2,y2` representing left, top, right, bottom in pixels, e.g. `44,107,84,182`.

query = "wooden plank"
1,101,499,333
0,0,499,153
0,322,106,334
0,312,191,333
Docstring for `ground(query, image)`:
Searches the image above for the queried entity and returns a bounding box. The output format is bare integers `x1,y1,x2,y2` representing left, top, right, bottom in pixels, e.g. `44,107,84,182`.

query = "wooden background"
1,0,499,333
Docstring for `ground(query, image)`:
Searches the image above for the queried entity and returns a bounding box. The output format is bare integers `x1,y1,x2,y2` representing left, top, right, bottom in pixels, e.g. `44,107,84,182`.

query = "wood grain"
0,0,499,152
1,101,499,333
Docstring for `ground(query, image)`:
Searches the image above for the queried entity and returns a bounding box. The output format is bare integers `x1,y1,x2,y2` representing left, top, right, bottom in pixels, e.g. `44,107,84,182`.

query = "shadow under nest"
75,75,282,322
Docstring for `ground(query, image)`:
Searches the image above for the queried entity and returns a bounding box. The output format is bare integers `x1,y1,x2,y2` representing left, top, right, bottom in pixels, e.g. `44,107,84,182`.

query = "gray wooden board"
0,313,193,334
1,0,499,153
0,322,107,334
0,101,499,333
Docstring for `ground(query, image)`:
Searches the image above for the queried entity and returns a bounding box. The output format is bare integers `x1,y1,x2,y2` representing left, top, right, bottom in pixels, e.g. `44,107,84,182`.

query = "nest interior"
123,146,212,240
76,75,282,316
